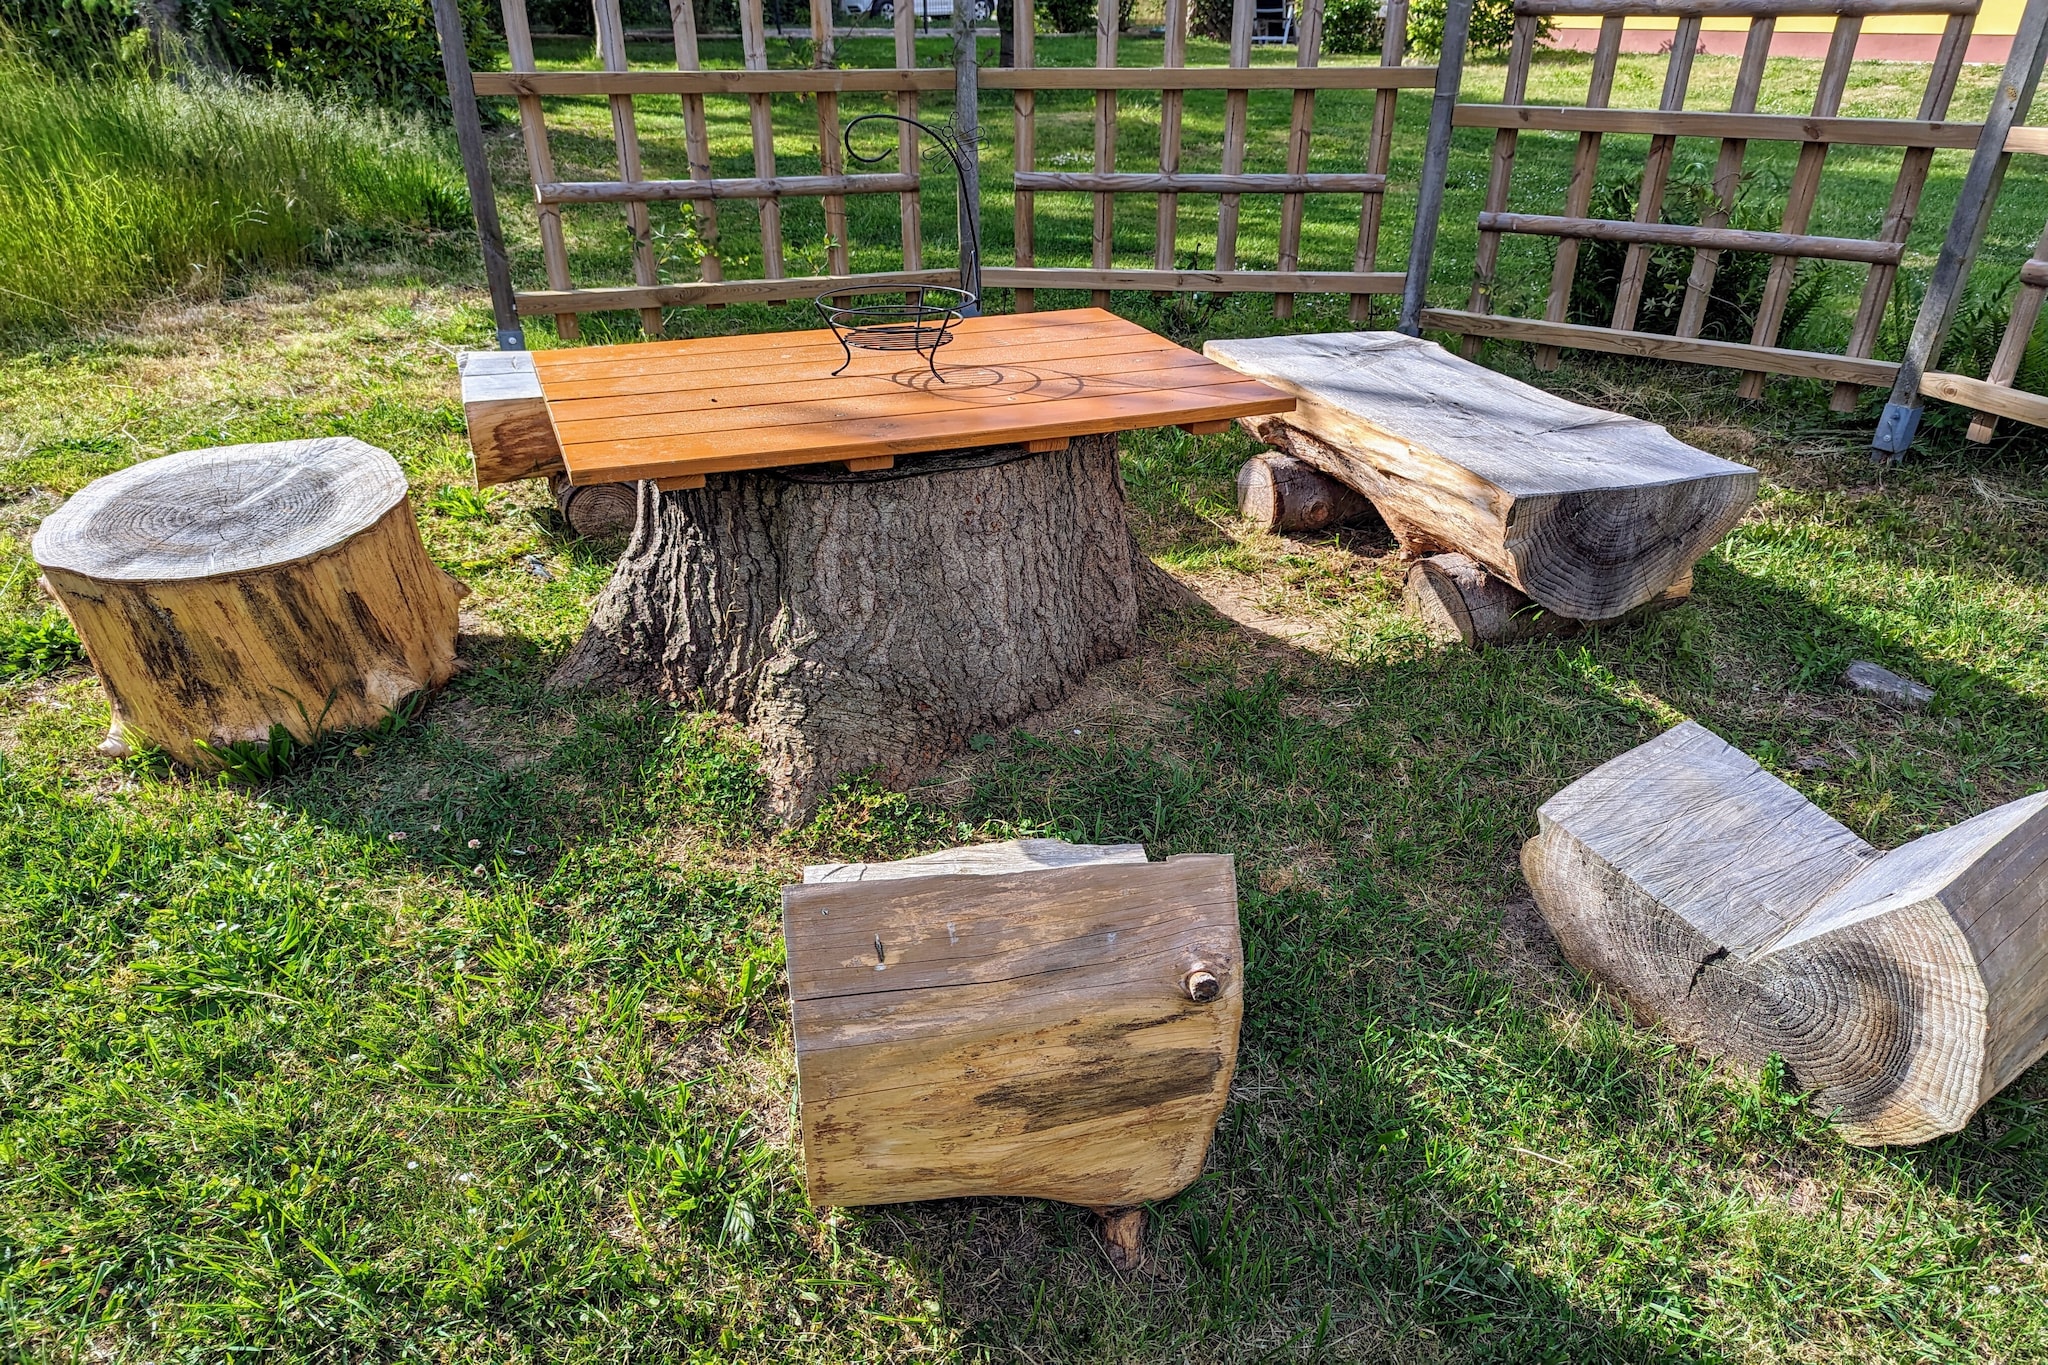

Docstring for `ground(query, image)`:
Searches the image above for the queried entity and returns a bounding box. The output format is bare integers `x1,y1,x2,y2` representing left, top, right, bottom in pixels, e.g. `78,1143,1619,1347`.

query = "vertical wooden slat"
1831,11,1976,410
1533,14,1624,368
1967,224,2048,441
669,0,723,298
1674,15,1774,340
812,0,852,278
1273,0,1327,320
1215,0,1256,272
1399,0,1473,336
1352,0,1407,323
1609,14,1701,332
740,0,786,284
896,0,923,273
1739,14,1862,399
594,0,664,335
501,0,577,338
1156,0,1189,278
434,0,522,348
1462,14,1538,359
1091,4,1119,308
1013,0,1036,312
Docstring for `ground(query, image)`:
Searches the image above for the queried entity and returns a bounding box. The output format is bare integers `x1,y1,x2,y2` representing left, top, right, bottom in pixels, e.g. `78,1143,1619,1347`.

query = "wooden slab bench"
1525,721,2048,1146
1205,331,1758,625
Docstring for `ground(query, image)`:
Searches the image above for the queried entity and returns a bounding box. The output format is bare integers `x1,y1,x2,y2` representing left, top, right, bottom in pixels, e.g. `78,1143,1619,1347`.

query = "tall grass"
0,44,468,334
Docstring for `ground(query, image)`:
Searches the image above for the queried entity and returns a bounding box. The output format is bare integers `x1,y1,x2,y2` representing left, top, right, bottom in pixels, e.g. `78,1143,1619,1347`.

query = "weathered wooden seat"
1205,331,1758,627
1525,722,2048,1146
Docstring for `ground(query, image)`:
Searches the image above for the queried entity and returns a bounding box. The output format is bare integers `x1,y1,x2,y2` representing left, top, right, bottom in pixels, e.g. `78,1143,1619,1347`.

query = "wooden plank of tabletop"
546,346,1219,421
536,328,1189,401
552,358,1263,443
528,308,1134,373
560,380,1290,483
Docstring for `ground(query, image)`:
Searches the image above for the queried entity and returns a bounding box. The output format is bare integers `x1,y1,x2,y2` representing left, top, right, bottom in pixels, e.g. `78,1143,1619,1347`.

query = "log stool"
784,838,1243,1270
32,437,466,765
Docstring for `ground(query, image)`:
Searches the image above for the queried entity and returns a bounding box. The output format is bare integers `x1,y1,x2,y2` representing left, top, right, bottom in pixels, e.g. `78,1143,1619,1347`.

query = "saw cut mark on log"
460,350,565,487
1524,721,2048,1146
553,434,1145,820
1207,332,1757,620
784,844,1242,1209
32,438,466,767
1405,552,1691,648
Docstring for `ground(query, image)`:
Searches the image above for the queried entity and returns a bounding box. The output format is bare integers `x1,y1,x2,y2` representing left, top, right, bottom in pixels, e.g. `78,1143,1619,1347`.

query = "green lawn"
4,36,2048,1365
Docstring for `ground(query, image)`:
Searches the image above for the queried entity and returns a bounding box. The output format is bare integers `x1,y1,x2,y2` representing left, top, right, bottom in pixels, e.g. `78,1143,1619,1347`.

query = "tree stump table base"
554,435,1145,819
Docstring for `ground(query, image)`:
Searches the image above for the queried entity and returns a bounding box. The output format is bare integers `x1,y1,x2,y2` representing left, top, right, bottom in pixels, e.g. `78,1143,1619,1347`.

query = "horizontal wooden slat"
1421,309,1901,385
2010,126,2048,155
1516,0,1978,13
554,356,1244,443
1456,105,1983,149
542,330,1193,404
475,68,949,96
1478,212,1905,264
1016,172,1386,194
537,173,916,204
983,267,1407,294
1920,370,2048,428
532,312,1151,382
515,270,959,314
2022,259,2048,288
981,66,1437,91
568,380,1293,483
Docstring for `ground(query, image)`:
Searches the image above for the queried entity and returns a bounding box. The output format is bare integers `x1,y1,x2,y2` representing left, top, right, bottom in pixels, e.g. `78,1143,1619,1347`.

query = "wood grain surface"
527,309,1291,485
1524,721,2048,1146
784,848,1241,1208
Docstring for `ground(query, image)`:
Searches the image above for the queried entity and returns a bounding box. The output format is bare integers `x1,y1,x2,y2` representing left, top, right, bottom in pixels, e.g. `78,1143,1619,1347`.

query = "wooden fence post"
1875,0,2048,462
431,0,523,350
954,0,983,308
1400,0,1473,336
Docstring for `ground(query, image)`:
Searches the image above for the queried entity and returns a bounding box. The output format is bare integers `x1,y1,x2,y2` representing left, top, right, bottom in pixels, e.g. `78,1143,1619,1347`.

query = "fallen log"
784,839,1243,1266
32,438,466,766
1405,552,1691,648
1235,450,1376,534
1524,721,2048,1146
1208,332,1757,620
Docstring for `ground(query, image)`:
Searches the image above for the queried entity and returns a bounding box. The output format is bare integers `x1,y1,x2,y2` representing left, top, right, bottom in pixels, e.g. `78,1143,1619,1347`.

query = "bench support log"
1236,451,1376,534
1406,553,1690,648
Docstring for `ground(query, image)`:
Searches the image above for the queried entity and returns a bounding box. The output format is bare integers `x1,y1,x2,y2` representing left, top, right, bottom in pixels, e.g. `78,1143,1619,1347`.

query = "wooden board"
783,848,1242,1208
1208,332,1756,620
1525,721,2048,1146
512,310,1290,487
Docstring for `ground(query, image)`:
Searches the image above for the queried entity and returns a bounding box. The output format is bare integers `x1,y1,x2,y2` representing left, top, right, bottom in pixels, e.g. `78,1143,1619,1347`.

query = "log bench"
1525,721,2048,1146
1205,331,1759,643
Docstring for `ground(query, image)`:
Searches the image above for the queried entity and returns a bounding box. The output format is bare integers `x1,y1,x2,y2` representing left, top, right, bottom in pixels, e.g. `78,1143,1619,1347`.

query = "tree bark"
553,435,1143,818
32,438,465,766
1524,721,2048,1146
1235,450,1375,534
1404,552,1691,648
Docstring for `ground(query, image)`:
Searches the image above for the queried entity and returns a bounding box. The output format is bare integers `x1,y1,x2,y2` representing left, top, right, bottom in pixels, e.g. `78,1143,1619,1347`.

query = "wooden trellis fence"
978,0,1438,321
1425,0,1991,409
461,0,956,337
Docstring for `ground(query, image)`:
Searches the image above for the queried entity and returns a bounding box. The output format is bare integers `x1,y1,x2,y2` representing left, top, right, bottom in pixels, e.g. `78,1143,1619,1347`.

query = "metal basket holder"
815,113,983,383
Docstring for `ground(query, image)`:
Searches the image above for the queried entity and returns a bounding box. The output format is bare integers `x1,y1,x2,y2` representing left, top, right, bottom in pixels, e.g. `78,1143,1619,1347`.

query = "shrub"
1041,0,1094,34
1407,0,1532,57
0,46,469,333
1323,0,1383,55
1192,0,1230,39
184,0,495,112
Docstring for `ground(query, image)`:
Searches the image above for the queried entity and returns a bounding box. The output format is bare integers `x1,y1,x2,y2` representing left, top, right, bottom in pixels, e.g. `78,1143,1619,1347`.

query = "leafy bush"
1566,171,1833,345
1323,0,1384,54
1192,0,1230,39
1041,0,1094,33
184,0,495,112
1408,0,1533,57
0,46,468,332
